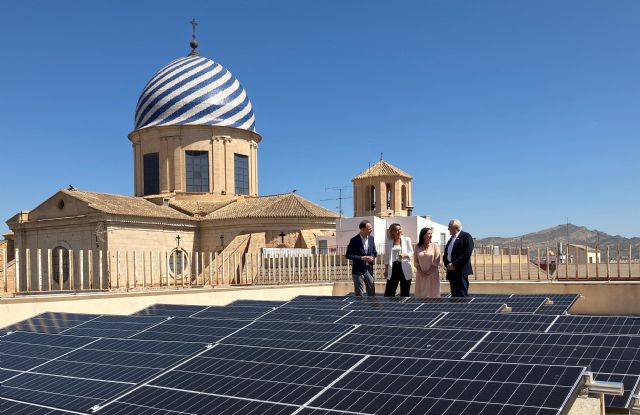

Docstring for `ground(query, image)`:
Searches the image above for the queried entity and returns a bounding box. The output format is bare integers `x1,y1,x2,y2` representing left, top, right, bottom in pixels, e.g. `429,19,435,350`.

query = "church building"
6,33,338,290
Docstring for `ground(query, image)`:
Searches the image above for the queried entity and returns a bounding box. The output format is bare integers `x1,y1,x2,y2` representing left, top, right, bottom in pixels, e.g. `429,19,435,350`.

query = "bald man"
443,219,474,297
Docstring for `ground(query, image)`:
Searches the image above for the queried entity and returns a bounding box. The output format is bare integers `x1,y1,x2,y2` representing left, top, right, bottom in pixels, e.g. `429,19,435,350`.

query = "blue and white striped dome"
134,55,256,132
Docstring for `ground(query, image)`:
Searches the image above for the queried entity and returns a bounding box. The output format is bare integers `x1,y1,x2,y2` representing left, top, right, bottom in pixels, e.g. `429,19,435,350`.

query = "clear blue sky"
1,0,639,238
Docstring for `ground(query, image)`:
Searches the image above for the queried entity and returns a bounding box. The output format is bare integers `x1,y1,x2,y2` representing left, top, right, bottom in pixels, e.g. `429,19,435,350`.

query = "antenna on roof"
321,186,351,217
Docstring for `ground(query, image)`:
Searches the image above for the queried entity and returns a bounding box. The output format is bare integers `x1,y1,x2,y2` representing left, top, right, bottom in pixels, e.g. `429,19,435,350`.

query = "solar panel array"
2,292,638,414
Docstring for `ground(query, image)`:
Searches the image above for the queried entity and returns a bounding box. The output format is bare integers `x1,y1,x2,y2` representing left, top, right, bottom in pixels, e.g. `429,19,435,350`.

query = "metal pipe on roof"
584,372,624,396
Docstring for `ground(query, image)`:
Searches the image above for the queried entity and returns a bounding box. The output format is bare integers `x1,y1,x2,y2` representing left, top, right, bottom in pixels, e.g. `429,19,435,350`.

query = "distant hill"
477,224,640,258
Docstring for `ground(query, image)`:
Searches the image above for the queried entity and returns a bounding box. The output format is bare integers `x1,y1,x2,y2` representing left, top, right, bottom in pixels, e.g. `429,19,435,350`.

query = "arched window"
168,248,190,279
401,185,407,209
386,183,392,209
370,185,376,211
51,247,69,285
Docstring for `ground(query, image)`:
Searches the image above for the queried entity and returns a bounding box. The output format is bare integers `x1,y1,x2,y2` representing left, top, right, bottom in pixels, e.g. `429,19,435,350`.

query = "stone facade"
130,125,260,197
352,160,413,217
5,47,340,293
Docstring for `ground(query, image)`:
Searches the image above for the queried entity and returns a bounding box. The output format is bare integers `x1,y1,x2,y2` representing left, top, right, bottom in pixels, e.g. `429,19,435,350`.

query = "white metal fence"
2,245,639,295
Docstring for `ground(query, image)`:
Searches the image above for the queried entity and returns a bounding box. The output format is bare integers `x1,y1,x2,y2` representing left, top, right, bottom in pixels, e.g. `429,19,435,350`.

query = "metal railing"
2,244,639,295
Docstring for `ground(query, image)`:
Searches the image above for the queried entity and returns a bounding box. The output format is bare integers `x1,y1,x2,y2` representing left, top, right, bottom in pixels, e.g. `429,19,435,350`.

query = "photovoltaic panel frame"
325,325,489,360
3,312,100,334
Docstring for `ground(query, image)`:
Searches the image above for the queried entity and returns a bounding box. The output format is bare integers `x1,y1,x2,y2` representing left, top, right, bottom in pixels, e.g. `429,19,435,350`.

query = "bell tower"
352,159,413,217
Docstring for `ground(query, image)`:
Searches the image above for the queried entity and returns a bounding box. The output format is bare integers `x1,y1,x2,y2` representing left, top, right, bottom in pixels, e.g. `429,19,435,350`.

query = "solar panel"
409,296,551,313
0,398,80,414
325,325,488,359
408,303,508,313
220,320,353,350
132,303,209,317
1,371,133,412
307,356,586,415
548,315,640,335
336,310,444,328
594,372,640,411
30,338,204,383
0,368,21,382
129,316,250,343
258,307,350,323
344,302,424,311
190,305,274,320
228,299,288,307
292,295,350,302
97,387,301,415
432,312,557,332
147,344,364,406
465,331,640,375
3,312,100,334
1,334,207,413
0,331,98,371
95,345,587,415
1,292,630,414
476,298,548,313
535,295,580,315
56,315,169,339
470,294,516,300
281,301,350,310
404,297,474,304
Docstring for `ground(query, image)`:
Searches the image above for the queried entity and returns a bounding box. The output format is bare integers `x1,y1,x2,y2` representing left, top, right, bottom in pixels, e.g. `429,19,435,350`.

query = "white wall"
332,215,449,253
335,216,387,250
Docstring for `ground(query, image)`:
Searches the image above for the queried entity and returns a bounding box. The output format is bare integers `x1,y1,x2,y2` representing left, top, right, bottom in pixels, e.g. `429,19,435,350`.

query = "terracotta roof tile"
205,193,340,220
353,160,412,180
169,199,237,217
65,190,193,221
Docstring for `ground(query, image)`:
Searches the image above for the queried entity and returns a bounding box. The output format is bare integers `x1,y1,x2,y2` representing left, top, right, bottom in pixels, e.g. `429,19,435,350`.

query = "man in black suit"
443,219,474,297
345,220,377,296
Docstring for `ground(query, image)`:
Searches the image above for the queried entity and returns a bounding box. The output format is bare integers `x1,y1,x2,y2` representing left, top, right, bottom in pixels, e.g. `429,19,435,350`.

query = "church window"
168,248,189,279
51,247,69,286
186,151,209,192
143,153,160,195
401,185,407,209
369,185,376,211
234,154,249,195
386,183,392,209
318,240,328,255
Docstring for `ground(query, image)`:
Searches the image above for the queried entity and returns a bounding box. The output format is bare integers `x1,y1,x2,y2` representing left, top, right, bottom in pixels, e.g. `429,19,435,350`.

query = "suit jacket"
443,231,474,276
346,234,377,274
383,235,414,281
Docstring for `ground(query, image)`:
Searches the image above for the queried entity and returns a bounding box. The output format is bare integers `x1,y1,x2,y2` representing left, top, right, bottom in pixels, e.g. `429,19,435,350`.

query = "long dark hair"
417,227,432,248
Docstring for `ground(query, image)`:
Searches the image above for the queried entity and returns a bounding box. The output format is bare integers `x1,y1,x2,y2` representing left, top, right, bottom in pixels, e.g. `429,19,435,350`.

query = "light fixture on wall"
220,234,225,248
175,234,181,247
279,232,286,244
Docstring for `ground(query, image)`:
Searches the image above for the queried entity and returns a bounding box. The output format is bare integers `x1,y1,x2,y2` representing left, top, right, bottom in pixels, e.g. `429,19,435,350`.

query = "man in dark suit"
443,219,474,297
345,220,377,296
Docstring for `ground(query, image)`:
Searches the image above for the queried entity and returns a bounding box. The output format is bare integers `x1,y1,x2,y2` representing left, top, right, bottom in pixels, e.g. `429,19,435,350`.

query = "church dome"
134,55,256,132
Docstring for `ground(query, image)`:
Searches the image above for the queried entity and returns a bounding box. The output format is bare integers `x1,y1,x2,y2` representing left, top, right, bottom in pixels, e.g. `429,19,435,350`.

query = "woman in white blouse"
383,223,414,297
414,227,442,298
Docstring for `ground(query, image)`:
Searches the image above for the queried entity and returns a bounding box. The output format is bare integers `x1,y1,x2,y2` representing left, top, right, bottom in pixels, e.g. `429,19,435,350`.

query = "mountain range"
477,224,640,256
